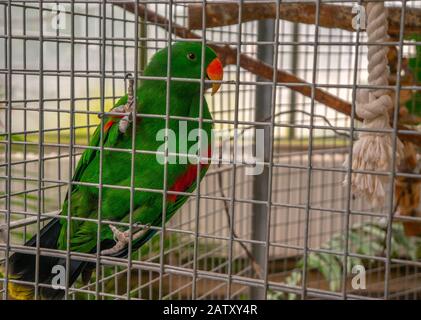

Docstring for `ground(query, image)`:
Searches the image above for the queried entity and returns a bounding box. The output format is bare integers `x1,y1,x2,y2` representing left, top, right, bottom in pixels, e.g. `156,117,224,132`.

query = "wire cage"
1,0,421,300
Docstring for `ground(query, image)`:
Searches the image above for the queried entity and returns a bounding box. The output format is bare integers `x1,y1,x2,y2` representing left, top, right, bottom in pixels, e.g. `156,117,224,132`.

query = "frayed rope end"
343,133,404,208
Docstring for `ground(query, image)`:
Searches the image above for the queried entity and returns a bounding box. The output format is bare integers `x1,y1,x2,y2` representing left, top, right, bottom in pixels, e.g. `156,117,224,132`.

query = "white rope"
344,2,403,208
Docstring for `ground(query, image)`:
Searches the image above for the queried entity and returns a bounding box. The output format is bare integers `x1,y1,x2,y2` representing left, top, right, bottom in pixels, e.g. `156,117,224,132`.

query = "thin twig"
0,210,61,250
228,109,352,142
213,108,349,279
216,163,263,279
0,210,61,233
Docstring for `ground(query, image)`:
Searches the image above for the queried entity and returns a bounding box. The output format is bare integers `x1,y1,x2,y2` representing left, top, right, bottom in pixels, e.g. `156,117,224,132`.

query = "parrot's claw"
118,113,133,134
100,74,136,133
101,223,151,255
118,75,135,134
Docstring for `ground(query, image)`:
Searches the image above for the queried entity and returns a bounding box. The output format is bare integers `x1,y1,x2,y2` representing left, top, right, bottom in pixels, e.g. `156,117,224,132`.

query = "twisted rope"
345,2,403,207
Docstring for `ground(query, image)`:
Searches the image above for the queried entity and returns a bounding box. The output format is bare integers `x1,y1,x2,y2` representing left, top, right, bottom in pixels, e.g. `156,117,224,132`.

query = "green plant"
268,221,421,300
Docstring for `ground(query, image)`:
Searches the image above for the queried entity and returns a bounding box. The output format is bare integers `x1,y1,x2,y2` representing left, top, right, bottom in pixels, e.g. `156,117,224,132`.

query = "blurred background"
1,0,421,299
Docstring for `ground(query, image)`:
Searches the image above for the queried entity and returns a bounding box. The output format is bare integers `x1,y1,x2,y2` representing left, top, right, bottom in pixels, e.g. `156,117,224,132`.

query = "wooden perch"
112,1,421,148
188,2,421,37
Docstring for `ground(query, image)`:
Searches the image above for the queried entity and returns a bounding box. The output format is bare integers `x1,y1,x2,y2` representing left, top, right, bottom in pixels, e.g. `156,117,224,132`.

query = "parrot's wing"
72,96,128,188
57,98,131,250
108,165,210,258
73,125,108,183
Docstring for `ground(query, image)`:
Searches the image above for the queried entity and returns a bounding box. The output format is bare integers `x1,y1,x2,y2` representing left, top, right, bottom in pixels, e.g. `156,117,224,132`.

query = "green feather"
57,42,218,254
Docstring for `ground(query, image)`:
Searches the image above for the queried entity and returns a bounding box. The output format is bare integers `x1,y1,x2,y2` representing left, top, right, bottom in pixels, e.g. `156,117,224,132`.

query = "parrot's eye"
187,53,196,61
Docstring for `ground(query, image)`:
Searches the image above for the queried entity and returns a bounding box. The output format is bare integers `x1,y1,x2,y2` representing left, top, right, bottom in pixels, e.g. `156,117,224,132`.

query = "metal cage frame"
1,0,421,300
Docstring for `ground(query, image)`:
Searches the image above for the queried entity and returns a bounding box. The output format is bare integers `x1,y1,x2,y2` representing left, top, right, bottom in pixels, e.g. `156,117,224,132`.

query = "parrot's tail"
6,218,88,300
6,219,159,300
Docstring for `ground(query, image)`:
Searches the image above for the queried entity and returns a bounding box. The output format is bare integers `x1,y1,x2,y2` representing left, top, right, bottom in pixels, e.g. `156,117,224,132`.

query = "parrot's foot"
102,73,135,134
118,112,132,134
112,100,134,134
118,74,135,134
101,223,151,255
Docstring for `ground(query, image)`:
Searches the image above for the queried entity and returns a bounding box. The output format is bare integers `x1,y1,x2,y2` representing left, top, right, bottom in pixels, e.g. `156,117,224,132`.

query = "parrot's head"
144,42,223,95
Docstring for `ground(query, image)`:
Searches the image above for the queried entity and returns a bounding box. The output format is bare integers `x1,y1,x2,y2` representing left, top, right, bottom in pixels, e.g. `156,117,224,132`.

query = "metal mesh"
1,0,421,300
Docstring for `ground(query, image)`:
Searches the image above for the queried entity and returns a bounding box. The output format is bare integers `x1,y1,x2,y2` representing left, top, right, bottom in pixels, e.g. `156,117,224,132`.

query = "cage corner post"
251,18,275,300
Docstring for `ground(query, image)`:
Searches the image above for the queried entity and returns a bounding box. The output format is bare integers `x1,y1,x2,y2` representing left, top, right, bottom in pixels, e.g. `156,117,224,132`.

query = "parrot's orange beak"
206,58,223,95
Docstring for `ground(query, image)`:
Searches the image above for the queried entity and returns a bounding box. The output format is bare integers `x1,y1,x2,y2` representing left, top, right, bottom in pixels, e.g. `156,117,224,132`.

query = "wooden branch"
188,2,421,37
113,1,421,147
113,2,352,114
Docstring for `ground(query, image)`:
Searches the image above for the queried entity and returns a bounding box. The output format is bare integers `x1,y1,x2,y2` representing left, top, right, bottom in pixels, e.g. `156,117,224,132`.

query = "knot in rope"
344,2,404,208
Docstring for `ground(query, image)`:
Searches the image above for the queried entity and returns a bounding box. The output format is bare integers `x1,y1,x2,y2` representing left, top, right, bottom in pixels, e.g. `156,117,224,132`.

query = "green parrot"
7,42,223,300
